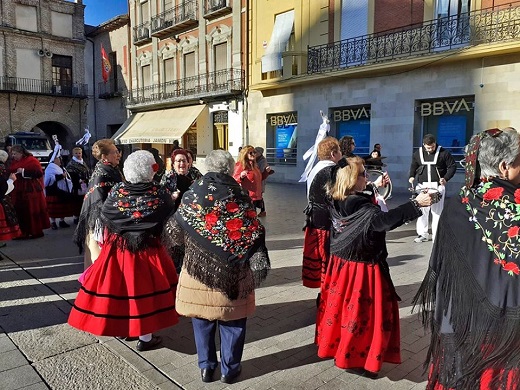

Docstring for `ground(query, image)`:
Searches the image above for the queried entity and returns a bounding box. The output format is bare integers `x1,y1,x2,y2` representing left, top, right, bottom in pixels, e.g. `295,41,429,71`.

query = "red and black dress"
302,161,336,288
414,178,520,389
316,188,421,373
9,154,50,238
68,182,179,337
0,164,21,240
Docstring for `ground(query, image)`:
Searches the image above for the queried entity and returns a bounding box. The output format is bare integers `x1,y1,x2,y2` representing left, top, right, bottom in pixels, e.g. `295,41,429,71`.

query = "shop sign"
420,98,473,117
332,107,370,122
268,112,297,126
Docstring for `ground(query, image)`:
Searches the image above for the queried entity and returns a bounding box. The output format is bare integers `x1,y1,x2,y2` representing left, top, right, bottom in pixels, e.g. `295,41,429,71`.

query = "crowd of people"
4,128,520,388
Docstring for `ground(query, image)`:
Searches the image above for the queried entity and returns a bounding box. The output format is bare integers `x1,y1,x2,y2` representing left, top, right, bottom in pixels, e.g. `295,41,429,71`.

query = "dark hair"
339,136,354,156
423,134,436,145
11,144,31,157
374,143,381,149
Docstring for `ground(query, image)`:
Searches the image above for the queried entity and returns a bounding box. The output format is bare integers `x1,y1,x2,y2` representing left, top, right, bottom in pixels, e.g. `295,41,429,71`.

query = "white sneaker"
414,235,428,243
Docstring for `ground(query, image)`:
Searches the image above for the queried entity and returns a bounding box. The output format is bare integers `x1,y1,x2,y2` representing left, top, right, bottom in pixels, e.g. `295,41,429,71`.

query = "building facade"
113,0,247,166
0,0,88,152
85,15,130,146
248,0,520,192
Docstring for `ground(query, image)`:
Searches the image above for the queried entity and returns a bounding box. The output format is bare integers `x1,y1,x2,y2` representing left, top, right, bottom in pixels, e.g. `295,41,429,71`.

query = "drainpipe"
86,37,98,139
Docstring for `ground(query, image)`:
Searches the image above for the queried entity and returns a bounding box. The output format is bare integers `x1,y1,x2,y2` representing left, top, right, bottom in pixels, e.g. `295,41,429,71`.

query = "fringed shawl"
165,172,270,300
101,182,174,252
72,161,123,249
413,178,520,389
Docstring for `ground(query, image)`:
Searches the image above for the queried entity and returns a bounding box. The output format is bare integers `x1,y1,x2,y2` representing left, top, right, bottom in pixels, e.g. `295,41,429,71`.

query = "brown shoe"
258,211,266,217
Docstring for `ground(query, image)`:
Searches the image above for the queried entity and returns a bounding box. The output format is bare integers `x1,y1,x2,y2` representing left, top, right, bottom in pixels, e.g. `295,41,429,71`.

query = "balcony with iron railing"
133,21,152,45
98,77,126,99
308,3,520,74
203,0,231,20
0,76,88,97
126,68,244,108
151,0,198,39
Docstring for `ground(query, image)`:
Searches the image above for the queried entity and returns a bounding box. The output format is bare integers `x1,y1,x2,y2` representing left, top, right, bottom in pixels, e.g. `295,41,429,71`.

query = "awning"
113,105,207,144
261,10,295,73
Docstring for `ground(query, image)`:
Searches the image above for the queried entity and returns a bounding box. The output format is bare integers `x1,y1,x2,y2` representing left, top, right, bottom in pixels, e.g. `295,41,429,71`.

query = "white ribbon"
299,110,330,183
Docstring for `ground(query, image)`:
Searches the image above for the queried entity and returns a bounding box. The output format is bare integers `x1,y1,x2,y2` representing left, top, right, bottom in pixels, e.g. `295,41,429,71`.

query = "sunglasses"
248,151,256,155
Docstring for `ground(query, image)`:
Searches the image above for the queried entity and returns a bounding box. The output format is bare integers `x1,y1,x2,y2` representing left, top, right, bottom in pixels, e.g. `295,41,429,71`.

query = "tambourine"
408,187,442,204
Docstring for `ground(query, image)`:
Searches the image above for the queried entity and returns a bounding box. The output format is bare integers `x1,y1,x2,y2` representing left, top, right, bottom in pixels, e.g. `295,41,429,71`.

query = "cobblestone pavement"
0,182,434,390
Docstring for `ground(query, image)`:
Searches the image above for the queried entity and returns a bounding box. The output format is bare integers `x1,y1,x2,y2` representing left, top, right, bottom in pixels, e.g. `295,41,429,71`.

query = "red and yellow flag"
101,45,111,83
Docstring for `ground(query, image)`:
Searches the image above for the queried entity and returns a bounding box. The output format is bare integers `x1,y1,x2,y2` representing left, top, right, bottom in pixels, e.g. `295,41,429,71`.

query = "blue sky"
83,0,128,26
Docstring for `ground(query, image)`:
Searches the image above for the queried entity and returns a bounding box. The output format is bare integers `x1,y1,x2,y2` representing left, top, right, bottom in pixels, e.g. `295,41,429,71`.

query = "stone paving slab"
0,183,436,389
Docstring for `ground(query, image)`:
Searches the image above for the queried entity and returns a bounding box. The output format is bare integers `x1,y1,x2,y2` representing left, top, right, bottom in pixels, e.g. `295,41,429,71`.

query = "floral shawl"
72,161,123,250
413,178,520,389
101,182,174,252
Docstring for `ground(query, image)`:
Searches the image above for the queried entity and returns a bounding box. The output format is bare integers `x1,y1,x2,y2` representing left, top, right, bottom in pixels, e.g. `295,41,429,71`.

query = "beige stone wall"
0,0,87,148
247,55,520,194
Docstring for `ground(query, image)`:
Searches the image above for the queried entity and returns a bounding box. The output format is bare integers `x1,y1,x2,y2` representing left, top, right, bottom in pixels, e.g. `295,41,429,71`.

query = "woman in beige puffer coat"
163,149,270,385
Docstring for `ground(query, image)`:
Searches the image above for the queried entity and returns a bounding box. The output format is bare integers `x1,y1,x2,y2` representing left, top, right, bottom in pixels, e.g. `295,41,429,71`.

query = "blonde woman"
315,156,432,378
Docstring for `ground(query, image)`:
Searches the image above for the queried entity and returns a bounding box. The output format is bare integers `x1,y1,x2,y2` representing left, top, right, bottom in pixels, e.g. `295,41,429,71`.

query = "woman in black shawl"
72,139,123,269
163,149,270,384
68,150,178,352
413,128,520,389
160,148,194,211
315,156,432,378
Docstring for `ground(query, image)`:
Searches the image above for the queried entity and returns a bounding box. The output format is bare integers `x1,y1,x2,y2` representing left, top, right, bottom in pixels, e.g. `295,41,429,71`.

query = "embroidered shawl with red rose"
414,177,520,389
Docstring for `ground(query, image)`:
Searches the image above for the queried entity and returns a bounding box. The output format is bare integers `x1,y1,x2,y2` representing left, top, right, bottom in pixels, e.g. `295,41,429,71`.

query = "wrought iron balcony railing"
126,68,244,107
0,76,87,97
203,0,231,19
308,3,520,74
151,0,198,38
98,77,125,99
133,21,151,45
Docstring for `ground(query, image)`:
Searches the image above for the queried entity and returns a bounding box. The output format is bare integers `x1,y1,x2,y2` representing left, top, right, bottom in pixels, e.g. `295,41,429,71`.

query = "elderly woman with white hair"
163,149,271,384
68,150,179,352
414,128,520,389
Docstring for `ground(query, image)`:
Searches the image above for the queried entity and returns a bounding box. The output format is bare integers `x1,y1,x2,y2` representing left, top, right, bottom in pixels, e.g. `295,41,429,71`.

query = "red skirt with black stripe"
315,254,401,373
45,194,75,219
0,198,21,240
68,234,179,337
302,227,330,288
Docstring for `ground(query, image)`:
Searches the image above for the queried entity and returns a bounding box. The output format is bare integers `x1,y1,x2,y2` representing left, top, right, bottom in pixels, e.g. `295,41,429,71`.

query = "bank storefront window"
266,111,297,165
331,105,371,156
416,96,474,164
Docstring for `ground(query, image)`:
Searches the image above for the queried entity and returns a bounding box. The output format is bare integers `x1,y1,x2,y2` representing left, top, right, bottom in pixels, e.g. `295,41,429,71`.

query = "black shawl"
66,159,91,196
72,161,123,249
165,172,270,300
101,182,174,252
329,189,422,300
413,178,520,389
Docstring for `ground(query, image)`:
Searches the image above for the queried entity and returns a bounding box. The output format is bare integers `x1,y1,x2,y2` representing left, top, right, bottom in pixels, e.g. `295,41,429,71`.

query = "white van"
5,132,53,167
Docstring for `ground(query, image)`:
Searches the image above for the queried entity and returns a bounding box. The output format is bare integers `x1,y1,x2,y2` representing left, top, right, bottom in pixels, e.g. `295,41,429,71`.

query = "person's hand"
240,170,248,179
415,192,432,207
16,168,23,174
408,177,414,184
439,178,446,186
9,173,16,182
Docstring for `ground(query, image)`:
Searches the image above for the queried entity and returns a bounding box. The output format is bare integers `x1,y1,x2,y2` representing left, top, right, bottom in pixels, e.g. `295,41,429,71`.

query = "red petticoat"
45,194,75,219
0,200,21,240
429,365,519,389
315,254,401,373
68,235,179,337
302,227,330,288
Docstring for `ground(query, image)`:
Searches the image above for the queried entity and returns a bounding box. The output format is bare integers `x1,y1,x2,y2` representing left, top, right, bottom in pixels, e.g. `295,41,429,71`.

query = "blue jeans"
191,317,247,376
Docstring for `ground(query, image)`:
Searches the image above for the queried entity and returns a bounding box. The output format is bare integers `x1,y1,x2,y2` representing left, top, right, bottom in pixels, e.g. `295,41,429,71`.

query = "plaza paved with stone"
0,182,435,390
